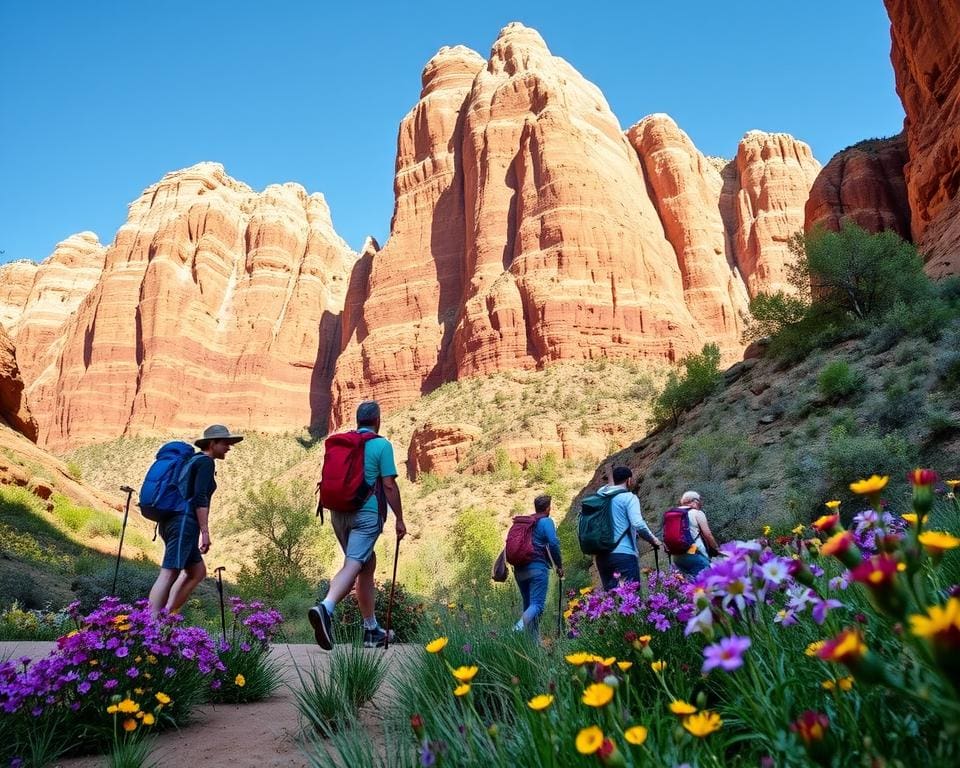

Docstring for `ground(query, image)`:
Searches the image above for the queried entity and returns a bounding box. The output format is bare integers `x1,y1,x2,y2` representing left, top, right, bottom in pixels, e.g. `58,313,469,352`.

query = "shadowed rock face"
0,325,37,441
330,24,818,429
804,135,911,239
885,0,960,277
24,163,355,450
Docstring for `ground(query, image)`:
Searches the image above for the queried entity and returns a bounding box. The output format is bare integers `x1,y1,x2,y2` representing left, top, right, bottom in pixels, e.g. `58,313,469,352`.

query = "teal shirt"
358,427,397,515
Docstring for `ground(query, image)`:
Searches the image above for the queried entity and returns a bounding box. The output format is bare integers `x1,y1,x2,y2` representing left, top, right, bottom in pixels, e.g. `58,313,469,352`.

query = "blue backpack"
139,442,199,523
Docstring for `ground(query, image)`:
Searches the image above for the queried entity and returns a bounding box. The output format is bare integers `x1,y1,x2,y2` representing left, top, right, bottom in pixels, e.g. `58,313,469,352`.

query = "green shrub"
821,427,916,506
651,343,722,427
448,507,502,593
72,563,158,611
65,461,83,482
526,452,559,485
818,360,864,402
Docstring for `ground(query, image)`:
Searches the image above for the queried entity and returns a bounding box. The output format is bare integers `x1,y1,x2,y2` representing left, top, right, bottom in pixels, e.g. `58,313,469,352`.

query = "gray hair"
680,491,701,505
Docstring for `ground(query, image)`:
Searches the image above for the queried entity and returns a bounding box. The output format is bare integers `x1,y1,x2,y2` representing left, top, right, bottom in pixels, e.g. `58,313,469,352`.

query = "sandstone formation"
0,325,38,441
7,232,107,385
804,135,911,238
885,0,960,277
26,163,354,450
0,260,39,333
331,24,818,428
407,421,482,480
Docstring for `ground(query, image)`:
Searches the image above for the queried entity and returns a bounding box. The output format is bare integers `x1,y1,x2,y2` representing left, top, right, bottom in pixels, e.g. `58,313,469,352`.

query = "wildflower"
669,700,697,716
117,698,139,714
759,558,790,586
565,651,595,666
616,661,632,672
425,637,448,654
682,711,722,737
235,674,246,687
450,665,478,683
580,586,594,595
918,531,960,558
624,725,647,745
453,683,470,697
575,725,604,755
849,475,889,495
106,704,119,714
155,692,171,705
122,719,137,732
527,694,554,711
582,682,615,707
825,500,841,511
901,513,928,526
635,635,652,648
851,555,906,616
702,635,751,673
818,629,866,665
811,595,844,625
791,710,829,746
822,676,854,692
821,531,862,569
650,660,666,674
909,598,960,647
762,525,772,536
812,514,839,534
792,524,806,535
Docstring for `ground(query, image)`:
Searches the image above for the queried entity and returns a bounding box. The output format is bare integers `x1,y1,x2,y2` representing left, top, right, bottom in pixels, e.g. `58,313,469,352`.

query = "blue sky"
0,1,904,265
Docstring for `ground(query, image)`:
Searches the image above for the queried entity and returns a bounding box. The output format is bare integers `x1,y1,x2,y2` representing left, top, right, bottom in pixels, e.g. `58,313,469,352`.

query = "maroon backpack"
504,514,546,567
316,431,383,522
663,507,699,555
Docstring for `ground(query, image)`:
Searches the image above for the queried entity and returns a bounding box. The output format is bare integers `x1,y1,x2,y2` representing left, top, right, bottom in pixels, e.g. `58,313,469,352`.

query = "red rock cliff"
0,325,38,441
28,163,354,450
885,0,960,277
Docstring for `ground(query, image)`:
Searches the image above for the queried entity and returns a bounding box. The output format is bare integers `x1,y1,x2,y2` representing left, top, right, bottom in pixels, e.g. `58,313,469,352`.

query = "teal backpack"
577,488,630,555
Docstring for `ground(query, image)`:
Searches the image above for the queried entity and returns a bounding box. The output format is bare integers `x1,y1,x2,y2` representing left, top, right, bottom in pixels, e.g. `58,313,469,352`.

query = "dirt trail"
2,642,415,768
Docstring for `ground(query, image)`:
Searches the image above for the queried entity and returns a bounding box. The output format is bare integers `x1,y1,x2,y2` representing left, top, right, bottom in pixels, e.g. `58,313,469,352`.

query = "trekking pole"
112,486,135,595
654,546,661,575
214,566,227,644
556,571,563,638
383,536,401,651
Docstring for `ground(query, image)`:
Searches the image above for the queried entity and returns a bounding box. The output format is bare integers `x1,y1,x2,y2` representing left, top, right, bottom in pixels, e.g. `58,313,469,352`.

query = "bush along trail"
306,471,960,767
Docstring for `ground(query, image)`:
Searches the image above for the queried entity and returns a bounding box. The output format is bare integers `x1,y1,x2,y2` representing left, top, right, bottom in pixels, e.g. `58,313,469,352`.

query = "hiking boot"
362,626,396,648
308,605,334,651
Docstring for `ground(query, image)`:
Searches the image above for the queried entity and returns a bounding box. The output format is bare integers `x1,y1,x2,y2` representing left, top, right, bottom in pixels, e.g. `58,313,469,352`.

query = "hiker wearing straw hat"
147,425,243,616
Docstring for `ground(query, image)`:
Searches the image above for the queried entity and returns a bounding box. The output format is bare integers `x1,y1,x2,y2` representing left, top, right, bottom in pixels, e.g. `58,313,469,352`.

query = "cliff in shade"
0,325,37,441
24,163,355,450
330,23,819,428
804,135,911,238
884,0,960,277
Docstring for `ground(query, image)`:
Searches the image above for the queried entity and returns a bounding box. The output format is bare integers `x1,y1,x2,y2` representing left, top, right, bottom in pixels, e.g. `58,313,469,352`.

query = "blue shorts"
331,508,383,565
159,514,203,570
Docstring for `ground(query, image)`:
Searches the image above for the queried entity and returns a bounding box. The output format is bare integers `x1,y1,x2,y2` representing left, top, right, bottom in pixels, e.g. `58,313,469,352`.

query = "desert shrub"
417,471,449,496
65,460,83,482
821,427,916,506
492,448,521,483
209,598,284,704
818,360,864,402
72,563,158,611
876,382,924,433
448,507,502,593
0,602,73,640
677,434,759,483
526,452,559,485
651,343,722,428
317,578,424,643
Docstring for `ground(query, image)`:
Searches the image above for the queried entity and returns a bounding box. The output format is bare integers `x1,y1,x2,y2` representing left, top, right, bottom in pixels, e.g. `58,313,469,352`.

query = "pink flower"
702,635,751,673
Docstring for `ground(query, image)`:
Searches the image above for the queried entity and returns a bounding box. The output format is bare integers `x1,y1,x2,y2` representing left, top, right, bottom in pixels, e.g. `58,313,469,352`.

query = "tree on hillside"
651,343,722,428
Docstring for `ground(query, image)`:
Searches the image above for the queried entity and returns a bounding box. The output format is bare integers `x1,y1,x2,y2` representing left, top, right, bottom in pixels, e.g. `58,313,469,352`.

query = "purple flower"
115,646,129,658
811,596,844,625
702,635,752,673
77,681,91,695
126,667,139,679
210,679,222,690
104,679,118,690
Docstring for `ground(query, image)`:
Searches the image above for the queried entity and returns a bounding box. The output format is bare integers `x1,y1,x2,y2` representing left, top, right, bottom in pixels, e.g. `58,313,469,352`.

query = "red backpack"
504,514,546,566
663,507,699,555
316,431,383,522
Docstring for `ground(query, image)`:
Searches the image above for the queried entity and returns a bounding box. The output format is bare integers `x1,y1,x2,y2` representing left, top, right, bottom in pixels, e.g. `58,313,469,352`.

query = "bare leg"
355,553,378,620
324,557,364,607
149,569,181,618
166,560,207,613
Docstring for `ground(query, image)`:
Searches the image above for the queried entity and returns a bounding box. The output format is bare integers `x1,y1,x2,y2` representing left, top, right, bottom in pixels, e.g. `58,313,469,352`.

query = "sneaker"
513,619,525,632
362,626,396,649
308,605,334,650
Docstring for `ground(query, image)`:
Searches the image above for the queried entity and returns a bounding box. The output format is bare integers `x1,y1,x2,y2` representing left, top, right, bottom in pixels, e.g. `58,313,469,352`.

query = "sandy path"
2,642,415,768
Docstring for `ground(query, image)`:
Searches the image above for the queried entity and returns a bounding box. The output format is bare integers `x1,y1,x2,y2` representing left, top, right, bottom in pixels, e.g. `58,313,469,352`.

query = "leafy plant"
651,343,722,428
818,361,865,402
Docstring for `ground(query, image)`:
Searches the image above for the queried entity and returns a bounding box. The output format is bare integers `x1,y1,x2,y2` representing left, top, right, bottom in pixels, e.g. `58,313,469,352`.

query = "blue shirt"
358,427,397,515
527,516,562,570
598,485,653,556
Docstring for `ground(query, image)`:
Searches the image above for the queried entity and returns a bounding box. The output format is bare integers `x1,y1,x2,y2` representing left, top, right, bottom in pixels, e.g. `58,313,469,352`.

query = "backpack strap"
605,488,634,552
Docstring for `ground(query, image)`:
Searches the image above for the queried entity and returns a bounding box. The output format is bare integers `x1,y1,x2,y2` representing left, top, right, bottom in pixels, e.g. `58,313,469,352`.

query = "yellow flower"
562,609,573,620
909,598,960,640
451,665,478,683
582,682,615,707
453,683,470,697
235,674,246,687
821,679,836,691
141,713,155,726
112,614,130,624
600,656,616,667
762,525,772,536
565,651,595,666
791,524,805,535
669,700,697,716
575,725,604,755
146,655,157,664
683,710,723,737
918,531,960,556
616,661,633,672
849,475,889,495
902,513,928,526
527,694,554,711
650,660,666,673
122,718,138,732
446,602,457,610
133,688,144,696
155,692,171,705
838,677,854,691
624,725,648,745
116,623,132,632
425,637,448,654
567,599,581,610
579,586,594,595
117,698,139,714
825,500,841,510
106,704,118,714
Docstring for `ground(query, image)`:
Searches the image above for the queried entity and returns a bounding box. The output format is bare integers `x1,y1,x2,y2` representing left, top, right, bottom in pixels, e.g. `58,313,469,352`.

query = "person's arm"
191,457,215,553
696,509,720,554
627,495,662,549
382,475,405,540
541,518,562,573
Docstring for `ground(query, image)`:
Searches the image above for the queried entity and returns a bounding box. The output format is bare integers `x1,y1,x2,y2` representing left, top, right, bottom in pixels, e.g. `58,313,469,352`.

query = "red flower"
598,739,615,758
908,469,938,487
790,710,829,745
850,556,898,589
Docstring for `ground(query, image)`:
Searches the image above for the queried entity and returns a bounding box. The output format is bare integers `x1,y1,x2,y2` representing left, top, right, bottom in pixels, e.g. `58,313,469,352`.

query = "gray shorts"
331,508,383,565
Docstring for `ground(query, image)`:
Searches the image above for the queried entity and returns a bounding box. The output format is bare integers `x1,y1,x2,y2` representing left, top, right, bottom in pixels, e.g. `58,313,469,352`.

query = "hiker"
147,424,243,617
511,494,563,642
594,466,662,590
309,400,406,650
665,490,720,578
